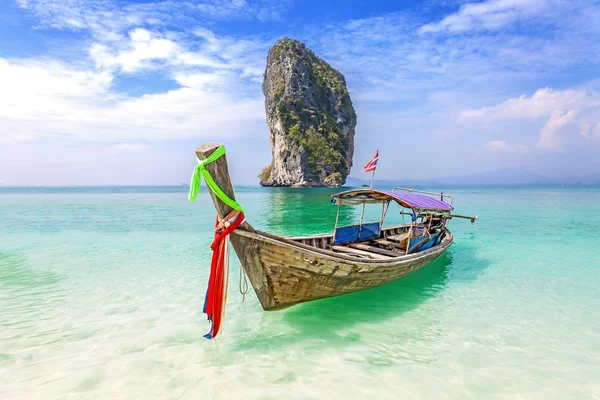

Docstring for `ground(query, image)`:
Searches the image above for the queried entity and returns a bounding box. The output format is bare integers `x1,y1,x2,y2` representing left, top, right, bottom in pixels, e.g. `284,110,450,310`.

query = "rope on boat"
187,144,245,339
239,263,249,302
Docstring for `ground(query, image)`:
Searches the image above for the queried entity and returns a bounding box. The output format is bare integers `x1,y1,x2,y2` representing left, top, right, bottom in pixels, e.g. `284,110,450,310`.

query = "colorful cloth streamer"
203,211,245,339
188,144,244,213
187,145,245,339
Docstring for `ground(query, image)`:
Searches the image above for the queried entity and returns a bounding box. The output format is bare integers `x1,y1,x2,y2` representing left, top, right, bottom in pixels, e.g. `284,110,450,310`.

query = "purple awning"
331,189,454,212
381,191,453,211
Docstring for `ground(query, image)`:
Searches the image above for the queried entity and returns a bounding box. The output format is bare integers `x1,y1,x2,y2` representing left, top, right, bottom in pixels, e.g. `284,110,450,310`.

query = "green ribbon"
188,144,244,212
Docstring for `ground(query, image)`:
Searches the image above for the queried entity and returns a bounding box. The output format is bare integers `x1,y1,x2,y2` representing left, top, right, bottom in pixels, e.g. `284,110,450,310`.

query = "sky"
1,0,600,185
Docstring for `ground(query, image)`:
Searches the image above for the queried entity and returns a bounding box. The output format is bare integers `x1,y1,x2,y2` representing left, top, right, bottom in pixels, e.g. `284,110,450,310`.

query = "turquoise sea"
1,186,599,399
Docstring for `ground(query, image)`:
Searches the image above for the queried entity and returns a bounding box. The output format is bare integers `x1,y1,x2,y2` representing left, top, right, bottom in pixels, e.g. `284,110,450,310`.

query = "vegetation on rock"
258,165,272,185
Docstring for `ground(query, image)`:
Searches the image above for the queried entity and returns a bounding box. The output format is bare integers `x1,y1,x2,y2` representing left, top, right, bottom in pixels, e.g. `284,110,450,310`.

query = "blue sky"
1,0,600,185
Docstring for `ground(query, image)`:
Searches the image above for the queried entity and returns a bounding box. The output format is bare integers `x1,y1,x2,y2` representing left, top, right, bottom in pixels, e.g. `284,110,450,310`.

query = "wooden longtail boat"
197,143,477,311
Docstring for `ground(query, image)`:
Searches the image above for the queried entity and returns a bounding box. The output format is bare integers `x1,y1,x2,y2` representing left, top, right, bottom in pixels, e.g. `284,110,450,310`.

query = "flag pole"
370,149,377,189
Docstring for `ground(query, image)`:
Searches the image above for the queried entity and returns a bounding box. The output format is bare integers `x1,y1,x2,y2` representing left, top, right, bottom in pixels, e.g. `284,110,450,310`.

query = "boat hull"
230,228,453,310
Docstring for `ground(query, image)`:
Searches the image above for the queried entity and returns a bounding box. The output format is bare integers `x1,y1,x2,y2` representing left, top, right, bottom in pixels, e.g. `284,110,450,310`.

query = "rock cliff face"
259,38,356,187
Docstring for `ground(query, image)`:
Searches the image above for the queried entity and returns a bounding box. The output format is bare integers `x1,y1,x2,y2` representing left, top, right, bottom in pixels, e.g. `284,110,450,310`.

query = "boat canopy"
331,189,454,212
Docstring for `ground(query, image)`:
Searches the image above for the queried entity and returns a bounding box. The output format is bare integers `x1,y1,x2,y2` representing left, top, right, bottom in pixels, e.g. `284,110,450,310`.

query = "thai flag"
362,150,378,172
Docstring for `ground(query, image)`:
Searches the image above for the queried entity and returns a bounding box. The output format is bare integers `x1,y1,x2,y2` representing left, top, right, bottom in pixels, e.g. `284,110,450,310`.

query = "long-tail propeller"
398,211,478,224
450,214,478,224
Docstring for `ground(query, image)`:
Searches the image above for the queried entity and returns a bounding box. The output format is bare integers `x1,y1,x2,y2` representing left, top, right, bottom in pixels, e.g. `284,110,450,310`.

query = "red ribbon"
204,211,245,339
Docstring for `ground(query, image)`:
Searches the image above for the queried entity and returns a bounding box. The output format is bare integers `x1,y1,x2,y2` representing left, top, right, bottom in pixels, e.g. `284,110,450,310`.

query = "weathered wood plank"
387,232,410,242
373,239,404,250
348,243,401,257
331,246,390,259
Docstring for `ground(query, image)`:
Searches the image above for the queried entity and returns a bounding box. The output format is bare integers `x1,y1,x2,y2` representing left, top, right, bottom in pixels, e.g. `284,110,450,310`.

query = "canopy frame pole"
406,208,417,255
379,200,390,227
359,200,366,232
427,213,433,237
333,200,342,238
406,216,413,255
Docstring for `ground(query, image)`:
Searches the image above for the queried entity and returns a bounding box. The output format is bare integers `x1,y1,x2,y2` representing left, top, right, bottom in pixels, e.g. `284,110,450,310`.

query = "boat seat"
331,245,390,259
348,243,400,257
386,232,410,242
372,239,406,253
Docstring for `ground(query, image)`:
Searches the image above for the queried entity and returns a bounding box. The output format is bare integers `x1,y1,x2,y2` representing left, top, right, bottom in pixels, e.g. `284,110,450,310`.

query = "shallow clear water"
1,186,599,399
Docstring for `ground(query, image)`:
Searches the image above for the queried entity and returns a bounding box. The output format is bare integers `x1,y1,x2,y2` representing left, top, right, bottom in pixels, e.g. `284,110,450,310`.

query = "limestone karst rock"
259,38,356,187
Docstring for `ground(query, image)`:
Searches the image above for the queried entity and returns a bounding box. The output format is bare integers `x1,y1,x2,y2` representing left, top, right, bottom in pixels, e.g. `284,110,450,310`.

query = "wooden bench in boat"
331,245,391,259
287,224,420,261
372,239,406,254
374,239,403,248
386,232,410,242
347,243,401,257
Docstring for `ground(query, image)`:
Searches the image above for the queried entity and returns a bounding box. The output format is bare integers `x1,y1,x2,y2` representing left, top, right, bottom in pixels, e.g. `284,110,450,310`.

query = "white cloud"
90,26,267,80
195,0,293,21
462,87,600,151
580,122,600,140
0,58,115,129
484,140,528,153
419,0,551,34
129,27,152,42
315,1,600,109
536,109,577,150
461,88,600,120
91,28,179,72
3,0,277,145
17,0,291,33
0,56,265,142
